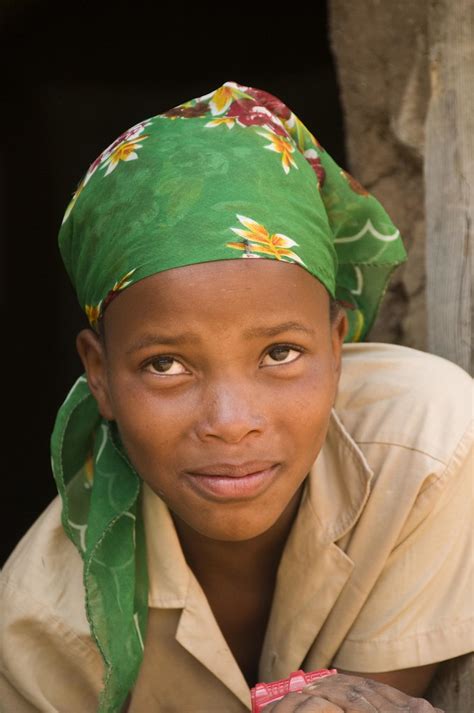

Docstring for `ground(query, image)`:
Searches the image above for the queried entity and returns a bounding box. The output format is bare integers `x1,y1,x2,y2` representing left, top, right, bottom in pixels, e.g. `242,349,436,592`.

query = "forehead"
102,259,330,337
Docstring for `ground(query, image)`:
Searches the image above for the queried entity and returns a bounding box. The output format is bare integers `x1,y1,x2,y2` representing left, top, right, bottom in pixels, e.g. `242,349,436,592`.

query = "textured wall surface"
329,0,429,349
329,0,473,374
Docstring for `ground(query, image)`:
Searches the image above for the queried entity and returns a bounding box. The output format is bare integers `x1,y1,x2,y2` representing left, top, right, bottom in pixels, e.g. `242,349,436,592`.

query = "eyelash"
141,343,305,377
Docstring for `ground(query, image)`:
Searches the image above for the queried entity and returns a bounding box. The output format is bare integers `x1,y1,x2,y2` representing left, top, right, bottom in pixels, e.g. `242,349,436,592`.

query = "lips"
185,462,280,500
188,461,278,478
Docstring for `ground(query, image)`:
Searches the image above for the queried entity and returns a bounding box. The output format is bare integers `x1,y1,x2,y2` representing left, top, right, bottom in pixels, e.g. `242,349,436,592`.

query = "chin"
189,511,280,542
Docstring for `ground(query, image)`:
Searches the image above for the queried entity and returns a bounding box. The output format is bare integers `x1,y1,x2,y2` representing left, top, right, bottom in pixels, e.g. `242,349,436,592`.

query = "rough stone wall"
329,1,430,350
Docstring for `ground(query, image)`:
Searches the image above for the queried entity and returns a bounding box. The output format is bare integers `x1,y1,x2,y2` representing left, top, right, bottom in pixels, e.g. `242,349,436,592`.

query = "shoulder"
1,496,95,653
1,498,103,707
336,342,473,464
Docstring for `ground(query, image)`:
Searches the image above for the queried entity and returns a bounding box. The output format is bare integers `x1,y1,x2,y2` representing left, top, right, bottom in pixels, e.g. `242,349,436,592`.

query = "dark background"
1,1,346,565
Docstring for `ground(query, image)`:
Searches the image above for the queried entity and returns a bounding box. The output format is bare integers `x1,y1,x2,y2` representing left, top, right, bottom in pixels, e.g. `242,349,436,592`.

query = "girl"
1,81,471,712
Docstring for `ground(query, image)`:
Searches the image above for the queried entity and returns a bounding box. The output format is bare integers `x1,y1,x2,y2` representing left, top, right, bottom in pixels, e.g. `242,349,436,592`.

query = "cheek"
109,383,192,475
282,361,337,458
278,352,337,411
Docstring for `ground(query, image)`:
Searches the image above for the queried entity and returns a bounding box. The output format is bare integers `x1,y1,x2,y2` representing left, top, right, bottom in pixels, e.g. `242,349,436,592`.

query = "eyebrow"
127,321,315,354
243,321,316,339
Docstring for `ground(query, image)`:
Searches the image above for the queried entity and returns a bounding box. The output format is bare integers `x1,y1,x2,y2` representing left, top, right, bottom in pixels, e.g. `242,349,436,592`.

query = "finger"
357,678,438,711
306,674,437,712
262,691,343,712
305,680,386,711
262,692,307,712
305,675,386,710
296,698,345,712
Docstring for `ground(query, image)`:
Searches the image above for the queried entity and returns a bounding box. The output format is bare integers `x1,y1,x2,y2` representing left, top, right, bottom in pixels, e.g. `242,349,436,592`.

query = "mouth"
184,462,281,501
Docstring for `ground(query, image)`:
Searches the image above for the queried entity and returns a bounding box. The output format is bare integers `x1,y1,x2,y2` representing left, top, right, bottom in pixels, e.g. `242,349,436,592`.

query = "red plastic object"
251,668,337,712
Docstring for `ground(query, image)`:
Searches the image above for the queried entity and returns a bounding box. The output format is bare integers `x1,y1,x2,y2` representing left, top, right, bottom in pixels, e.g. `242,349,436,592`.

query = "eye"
144,356,188,376
261,344,303,367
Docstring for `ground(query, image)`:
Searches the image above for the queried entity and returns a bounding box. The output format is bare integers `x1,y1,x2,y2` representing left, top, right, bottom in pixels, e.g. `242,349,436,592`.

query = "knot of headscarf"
52,81,406,712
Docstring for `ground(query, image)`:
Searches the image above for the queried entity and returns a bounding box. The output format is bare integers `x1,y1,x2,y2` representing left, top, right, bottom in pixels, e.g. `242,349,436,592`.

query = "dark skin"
77,259,441,711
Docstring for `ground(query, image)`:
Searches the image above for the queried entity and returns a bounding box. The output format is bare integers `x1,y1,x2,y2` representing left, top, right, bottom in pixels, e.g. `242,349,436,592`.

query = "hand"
262,673,444,711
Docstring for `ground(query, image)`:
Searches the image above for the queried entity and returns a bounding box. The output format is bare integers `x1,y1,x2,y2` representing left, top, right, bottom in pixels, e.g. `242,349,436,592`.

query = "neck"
172,485,304,587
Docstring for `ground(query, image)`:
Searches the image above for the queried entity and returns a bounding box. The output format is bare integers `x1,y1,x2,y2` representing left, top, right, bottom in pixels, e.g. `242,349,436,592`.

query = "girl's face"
77,260,347,542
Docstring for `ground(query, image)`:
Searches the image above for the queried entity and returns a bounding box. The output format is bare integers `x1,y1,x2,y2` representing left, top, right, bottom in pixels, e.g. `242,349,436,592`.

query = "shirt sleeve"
332,424,474,672
0,574,104,712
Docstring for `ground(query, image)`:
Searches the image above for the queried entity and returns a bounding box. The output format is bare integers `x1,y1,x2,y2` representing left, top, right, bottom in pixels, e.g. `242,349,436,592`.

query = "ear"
76,329,115,420
331,308,349,379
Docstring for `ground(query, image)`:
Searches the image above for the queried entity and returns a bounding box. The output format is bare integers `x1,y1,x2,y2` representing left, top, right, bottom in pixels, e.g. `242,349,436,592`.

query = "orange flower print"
85,269,137,330
205,102,287,136
208,82,254,115
205,116,237,129
61,121,152,224
111,269,136,293
101,135,149,176
85,302,102,330
257,131,298,174
101,269,137,312
227,215,306,265
161,82,253,121
286,113,325,154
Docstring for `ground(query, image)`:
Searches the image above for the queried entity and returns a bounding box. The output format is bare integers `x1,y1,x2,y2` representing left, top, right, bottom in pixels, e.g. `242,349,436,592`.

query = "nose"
195,377,265,444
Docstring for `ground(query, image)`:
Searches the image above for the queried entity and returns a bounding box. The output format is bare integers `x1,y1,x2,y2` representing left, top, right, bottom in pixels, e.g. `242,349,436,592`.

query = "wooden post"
425,0,473,374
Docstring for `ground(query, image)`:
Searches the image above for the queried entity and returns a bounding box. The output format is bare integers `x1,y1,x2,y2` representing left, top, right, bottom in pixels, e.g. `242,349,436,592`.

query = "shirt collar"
142,481,189,608
306,408,374,543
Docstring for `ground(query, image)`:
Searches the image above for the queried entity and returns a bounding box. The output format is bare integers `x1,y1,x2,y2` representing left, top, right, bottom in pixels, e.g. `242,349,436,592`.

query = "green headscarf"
52,81,406,711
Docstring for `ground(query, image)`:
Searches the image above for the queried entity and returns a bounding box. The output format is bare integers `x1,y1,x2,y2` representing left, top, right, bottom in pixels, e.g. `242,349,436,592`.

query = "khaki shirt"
1,344,473,712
